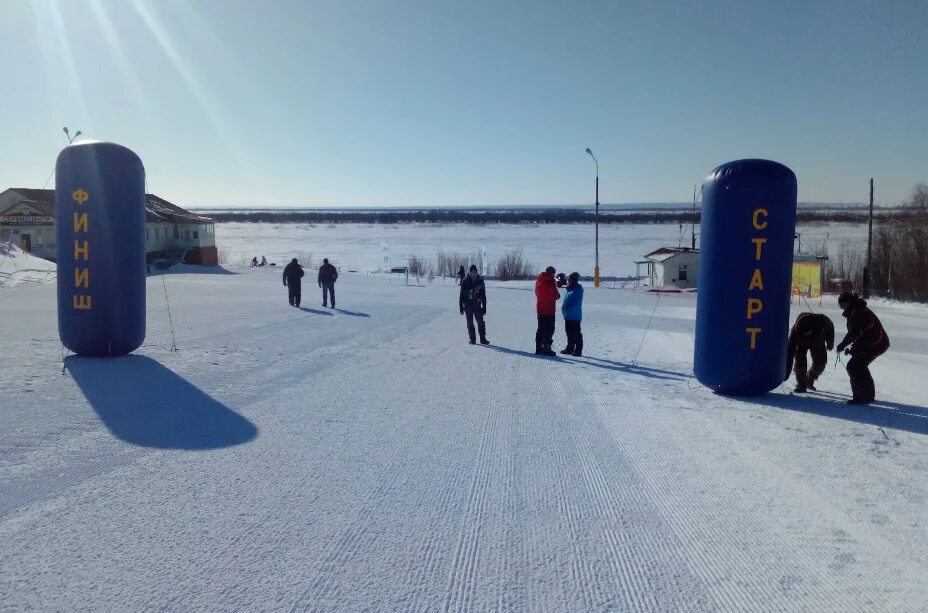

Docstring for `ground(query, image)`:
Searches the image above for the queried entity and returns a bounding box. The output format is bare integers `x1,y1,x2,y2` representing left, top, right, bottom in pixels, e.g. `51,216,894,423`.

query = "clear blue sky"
1,0,926,207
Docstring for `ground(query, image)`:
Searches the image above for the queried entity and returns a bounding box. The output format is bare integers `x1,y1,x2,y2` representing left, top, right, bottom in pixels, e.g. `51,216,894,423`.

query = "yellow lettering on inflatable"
74,240,89,261
75,268,89,288
752,208,768,230
73,211,88,233
746,297,763,319
746,327,761,349
748,268,764,290
751,237,767,260
72,188,91,311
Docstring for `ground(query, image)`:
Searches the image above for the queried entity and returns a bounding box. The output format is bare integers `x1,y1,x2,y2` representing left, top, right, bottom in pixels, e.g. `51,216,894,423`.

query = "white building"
635,247,700,289
0,188,217,265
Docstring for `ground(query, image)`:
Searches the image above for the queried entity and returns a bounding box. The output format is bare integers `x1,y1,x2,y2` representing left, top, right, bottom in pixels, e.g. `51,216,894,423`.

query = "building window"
678,264,688,282
193,230,199,239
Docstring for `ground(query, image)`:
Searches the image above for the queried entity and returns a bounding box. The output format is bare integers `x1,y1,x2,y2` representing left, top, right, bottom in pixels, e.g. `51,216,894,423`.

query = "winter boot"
571,338,583,357
469,340,476,345
560,346,574,355
541,344,557,357
847,398,871,405
480,337,490,345
793,385,807,394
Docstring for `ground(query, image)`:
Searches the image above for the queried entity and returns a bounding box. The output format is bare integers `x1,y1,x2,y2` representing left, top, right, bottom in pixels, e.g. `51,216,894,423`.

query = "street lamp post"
63,126,82,144
585,148,600,287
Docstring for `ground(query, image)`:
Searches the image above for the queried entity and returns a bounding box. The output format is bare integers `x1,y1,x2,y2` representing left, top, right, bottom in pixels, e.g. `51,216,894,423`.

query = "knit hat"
837,291,857,307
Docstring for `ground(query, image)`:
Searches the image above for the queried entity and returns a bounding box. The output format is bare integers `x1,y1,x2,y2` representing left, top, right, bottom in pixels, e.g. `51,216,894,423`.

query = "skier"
318,258,338,308
457,265,466,286
835,292,890,405
534,266,560,356
459,264,489,345
785,312,834,393
560,272,584,356
282,258,304,307
251,256,258,268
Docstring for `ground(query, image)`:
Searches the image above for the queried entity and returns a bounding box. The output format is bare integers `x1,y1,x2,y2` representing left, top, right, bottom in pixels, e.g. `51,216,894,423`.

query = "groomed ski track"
2,269,927,611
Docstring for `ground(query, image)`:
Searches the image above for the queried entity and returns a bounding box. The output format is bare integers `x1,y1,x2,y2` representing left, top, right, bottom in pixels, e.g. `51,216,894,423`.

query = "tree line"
824,185,928,302
203,208,912,225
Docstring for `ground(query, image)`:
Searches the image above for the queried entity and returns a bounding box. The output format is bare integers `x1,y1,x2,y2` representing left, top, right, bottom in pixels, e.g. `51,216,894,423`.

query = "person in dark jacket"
318,258,338,308
785,312,834,393
459,265,488,344
835,292,890,404
457,265,466,286
534,266,560,356
560,272,584,356
282,258,304,307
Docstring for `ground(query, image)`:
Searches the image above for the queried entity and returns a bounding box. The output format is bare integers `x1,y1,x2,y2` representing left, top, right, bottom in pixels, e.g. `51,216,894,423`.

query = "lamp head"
585,148,592,155
63,127,69,134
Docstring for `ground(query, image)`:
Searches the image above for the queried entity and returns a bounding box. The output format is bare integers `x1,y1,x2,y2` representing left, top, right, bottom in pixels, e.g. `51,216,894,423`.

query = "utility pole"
865,178,874,298
585,148,600,287
691,185,697,250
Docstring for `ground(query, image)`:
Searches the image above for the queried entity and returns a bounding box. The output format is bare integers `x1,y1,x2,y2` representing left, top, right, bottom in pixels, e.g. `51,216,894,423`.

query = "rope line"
631,290,663,367
161,271,179,352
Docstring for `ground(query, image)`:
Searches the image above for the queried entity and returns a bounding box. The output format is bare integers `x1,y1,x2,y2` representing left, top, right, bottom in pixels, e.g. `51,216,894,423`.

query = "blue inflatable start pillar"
56,141,146,357
694,159,797,395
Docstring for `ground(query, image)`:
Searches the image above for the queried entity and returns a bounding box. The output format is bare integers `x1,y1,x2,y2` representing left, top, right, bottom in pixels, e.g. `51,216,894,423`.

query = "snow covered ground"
0,242,57,288
2,266,927,611
214,221,866,276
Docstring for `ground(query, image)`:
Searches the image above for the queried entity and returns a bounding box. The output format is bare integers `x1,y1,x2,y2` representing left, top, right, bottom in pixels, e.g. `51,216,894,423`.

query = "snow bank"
0,242,56,288
215,221,867,276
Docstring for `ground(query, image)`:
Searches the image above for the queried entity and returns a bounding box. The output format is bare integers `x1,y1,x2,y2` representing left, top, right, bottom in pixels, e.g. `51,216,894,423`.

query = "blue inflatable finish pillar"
694,159,797,395
56,141,146,357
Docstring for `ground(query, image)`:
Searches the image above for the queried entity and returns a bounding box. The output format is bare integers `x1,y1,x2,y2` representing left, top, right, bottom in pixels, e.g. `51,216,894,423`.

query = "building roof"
644,247,699,263
0,199,55,217
794,254,826,262
2,188,213,224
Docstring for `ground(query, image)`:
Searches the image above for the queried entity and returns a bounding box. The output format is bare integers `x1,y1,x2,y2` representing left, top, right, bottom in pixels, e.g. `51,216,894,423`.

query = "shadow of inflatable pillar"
65,355,258,450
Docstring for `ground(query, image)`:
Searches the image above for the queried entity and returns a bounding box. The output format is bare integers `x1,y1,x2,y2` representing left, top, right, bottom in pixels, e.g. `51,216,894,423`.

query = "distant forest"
203,208,916,225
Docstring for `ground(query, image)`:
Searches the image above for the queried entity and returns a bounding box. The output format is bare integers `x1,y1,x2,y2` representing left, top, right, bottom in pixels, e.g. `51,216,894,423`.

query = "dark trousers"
322,282,335,307
847,346,887,401
535,314,555,351
288,286,301,307
794,344,827,386
464,306,486,342
564,320,583,354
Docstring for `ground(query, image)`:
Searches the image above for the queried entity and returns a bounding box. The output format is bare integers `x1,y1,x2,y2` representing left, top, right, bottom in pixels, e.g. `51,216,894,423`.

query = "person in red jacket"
534,266,561,355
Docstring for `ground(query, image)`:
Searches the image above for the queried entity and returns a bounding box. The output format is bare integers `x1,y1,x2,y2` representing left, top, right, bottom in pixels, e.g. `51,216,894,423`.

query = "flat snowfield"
2,270,927,611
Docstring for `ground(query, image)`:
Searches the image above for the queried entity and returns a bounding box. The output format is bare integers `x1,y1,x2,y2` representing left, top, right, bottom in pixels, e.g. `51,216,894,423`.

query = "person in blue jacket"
560,272,583,356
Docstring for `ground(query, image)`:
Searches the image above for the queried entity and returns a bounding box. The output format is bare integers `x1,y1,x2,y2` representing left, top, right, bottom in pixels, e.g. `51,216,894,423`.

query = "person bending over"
785,312,834,393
